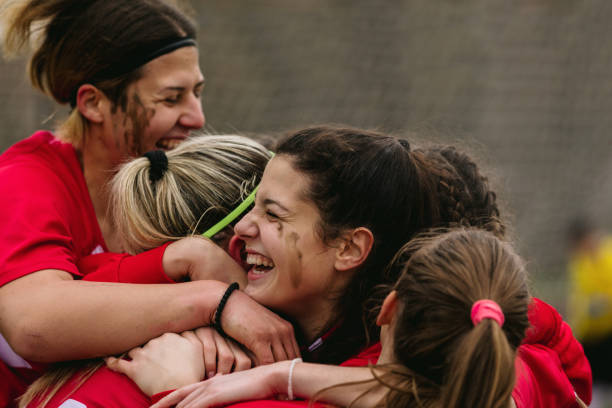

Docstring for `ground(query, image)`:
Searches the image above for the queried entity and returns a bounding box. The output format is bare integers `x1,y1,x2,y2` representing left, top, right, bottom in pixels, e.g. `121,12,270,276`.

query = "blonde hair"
112,134,271,254
19,134,271,407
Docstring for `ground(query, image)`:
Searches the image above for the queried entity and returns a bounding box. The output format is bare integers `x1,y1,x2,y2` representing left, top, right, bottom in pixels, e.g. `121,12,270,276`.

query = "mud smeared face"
105,46,205,162
234,156,344,326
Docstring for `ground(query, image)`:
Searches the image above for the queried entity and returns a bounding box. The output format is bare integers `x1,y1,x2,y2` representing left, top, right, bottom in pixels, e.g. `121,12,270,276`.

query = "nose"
234,210,258,240
180,94,205,129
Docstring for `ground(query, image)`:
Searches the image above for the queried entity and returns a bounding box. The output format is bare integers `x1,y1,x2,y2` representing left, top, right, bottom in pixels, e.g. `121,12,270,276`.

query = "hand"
163,236,247,287
219,289,301,365
151,362,288,408
192,327,252,378
106,331,204,396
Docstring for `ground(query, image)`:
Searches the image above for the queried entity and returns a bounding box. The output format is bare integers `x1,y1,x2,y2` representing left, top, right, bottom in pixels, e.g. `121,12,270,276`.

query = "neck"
78,130,125,251
293,301,337,345
377,324,396,365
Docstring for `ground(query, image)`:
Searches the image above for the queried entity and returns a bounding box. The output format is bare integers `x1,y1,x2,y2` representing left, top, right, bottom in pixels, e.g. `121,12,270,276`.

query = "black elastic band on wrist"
214,282,240,338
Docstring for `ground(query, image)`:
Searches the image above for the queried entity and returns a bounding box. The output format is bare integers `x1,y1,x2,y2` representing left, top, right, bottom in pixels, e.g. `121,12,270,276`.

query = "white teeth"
156,139,182,150
246,254,275,268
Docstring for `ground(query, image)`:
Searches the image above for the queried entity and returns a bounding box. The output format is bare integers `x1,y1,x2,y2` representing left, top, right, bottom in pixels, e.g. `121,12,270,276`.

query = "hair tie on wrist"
287,357,302,400
214,282,240,338
471,299,504,327
144,150,168,184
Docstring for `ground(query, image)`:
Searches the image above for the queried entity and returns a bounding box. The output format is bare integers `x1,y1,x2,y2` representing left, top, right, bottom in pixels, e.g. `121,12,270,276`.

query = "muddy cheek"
125,94,155,156
285,231,303,288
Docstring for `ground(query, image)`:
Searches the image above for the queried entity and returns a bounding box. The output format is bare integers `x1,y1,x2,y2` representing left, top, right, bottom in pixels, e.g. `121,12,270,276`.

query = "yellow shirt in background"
569,237,612,342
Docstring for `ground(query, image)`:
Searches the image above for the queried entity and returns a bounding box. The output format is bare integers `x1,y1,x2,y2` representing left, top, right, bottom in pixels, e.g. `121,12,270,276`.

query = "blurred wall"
2,0,612,313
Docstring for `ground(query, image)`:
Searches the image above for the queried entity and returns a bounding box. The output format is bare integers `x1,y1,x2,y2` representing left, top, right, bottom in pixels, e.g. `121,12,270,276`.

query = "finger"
175,382,210,408
213,331,234,375
271,339,289,363
228,341,252,371
278,321,300,359
181,330,201,346
251,343,274,367
151,385,195,408
197,328,217,378
288,325,301,359
126,347,143,360
105,357,133,376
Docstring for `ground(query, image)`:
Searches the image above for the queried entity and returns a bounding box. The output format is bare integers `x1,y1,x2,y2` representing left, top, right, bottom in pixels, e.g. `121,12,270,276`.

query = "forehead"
259,156,312,206
136,46,204,90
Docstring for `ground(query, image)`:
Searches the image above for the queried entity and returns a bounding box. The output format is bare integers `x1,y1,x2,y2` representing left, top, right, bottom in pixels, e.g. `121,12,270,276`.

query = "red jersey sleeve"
523,298,592,405
0,132,105,286
79,243,174,284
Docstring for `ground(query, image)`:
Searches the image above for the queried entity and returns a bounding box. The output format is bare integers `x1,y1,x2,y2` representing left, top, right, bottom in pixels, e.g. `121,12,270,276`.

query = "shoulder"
0,131,78,176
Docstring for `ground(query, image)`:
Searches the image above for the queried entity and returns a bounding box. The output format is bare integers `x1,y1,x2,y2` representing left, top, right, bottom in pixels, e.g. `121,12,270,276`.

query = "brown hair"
418,145,505,239
276,126,507,365
1,0,196,147
275,125,439,364
374,229,529,408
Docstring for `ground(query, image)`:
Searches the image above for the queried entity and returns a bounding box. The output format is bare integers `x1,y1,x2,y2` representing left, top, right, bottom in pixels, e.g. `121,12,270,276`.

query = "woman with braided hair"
153,228,534,408
103,126,588,408
418,145,506,238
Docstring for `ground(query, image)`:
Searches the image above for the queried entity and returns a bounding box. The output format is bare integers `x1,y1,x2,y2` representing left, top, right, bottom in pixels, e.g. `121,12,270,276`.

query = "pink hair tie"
470,299,504,327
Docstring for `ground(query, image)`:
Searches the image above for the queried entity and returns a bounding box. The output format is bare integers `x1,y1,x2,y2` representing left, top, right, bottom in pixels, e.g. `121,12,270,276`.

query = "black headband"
70,37,197,107
144,150,168,184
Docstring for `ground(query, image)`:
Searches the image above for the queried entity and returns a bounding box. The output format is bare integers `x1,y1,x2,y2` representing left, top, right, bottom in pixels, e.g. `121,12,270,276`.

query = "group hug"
0,0,592,407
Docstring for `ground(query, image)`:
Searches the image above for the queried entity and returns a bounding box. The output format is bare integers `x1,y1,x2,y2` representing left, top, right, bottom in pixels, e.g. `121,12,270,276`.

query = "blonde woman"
20,134,291,407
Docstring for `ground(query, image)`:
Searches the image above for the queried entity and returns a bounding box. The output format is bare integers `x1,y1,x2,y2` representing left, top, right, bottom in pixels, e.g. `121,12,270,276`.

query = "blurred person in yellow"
567,216,612,407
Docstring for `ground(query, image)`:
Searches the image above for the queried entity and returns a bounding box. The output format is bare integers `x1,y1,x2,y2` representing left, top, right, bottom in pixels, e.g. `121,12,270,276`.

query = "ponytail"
381,229,530,407
112,135,270,254
441,320,516,408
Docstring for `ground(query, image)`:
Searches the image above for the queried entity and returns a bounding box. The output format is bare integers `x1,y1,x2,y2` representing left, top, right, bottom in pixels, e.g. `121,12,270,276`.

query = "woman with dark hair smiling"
34,126,589,407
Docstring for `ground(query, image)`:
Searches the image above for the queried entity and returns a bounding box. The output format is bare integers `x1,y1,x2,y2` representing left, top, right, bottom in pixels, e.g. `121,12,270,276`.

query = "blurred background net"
1,0,611,316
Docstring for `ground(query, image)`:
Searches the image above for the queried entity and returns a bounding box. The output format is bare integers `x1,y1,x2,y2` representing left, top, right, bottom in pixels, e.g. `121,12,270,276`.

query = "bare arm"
0,269,224,362
150,362,385,408
0,269,296,364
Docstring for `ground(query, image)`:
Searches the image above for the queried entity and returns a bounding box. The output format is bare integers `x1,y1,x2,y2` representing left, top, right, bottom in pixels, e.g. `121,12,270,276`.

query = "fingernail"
208,371,215,378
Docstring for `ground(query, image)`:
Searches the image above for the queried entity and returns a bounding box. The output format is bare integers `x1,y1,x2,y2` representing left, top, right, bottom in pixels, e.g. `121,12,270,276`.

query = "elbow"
1,318,49,363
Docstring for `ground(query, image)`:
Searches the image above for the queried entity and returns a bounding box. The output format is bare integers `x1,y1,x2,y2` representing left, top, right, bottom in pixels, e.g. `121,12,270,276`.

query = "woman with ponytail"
18,125,589,407
0,2,297,406
118,128,590,408
19,134,286,408
151,229,589,408
150,229,530,408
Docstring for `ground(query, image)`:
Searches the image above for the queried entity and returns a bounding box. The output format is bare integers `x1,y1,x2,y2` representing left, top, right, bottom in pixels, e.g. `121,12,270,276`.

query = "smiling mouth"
246,253,275,274
156,138,184,150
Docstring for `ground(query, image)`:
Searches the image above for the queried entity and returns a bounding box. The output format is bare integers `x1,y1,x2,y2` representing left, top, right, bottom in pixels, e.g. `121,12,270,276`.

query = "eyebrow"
262,198,290,212
161,80,205,92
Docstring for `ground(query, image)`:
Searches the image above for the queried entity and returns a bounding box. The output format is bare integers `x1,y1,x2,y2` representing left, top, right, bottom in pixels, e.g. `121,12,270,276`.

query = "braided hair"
419,145,506,238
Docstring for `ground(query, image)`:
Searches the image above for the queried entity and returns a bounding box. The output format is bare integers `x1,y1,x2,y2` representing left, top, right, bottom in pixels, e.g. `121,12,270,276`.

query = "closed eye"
265,210,280,221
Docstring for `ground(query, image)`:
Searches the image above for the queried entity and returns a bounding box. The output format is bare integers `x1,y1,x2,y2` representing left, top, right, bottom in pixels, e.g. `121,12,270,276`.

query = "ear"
376,290,398,327
75,84,109,123
333,227,373,272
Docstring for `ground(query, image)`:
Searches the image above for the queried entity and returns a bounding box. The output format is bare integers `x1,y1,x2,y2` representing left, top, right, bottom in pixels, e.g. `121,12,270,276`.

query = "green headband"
202,185,259,238
202,152,274,239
